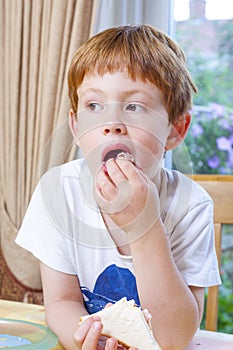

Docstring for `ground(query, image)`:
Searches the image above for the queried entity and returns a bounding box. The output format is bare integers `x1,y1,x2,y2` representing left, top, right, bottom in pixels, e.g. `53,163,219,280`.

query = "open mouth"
103,149,135,164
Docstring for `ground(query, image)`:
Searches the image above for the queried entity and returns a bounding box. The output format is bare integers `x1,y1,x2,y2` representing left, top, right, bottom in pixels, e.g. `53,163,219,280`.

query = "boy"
16,25,221,350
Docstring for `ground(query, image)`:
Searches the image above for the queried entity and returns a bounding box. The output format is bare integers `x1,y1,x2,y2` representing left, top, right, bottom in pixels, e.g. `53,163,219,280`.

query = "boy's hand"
94,157,161,240
74,316,137,349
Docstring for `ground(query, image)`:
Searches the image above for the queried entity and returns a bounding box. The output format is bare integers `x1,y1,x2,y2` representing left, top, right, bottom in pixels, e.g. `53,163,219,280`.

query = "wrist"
127,216,164,245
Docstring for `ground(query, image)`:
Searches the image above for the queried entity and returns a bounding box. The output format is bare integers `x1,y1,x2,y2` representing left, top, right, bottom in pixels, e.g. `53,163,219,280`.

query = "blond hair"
68,24,197,123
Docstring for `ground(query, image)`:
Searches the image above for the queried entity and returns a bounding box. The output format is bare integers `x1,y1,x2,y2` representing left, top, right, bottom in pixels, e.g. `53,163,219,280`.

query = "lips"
102,144,132,163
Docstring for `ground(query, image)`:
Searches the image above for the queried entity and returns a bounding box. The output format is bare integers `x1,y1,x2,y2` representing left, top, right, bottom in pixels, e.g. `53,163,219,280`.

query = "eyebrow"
78,88,155,100
77,88,103,98
120,90,155,100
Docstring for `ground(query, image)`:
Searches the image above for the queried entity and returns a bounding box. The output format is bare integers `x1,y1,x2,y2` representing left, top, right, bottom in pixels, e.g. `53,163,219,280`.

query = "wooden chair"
190,174,233,332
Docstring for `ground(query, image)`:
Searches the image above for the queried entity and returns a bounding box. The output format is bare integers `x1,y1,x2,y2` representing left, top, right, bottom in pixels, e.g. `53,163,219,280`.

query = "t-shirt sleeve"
170,199,221,287
15,168,76,275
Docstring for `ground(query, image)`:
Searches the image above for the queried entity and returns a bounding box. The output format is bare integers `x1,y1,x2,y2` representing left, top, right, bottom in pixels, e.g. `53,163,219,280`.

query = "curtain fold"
92,0,171,34
0,0,96,300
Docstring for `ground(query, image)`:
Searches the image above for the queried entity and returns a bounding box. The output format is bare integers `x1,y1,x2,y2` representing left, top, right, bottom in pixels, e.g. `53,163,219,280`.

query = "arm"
129,220,204,350
40,262,86,350
94,158,204,350
40,263,137,350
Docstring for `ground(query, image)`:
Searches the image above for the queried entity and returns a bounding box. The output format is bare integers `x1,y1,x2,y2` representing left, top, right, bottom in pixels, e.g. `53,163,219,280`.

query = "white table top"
0,299,232,349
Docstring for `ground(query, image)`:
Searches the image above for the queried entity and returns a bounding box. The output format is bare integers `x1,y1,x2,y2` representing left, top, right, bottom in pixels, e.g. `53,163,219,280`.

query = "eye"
125,103,144,112
86,102,103,112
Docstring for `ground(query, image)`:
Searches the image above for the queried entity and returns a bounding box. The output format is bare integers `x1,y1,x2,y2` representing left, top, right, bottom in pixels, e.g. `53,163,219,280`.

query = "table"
0,300,232,349
0,299,63,349
187,329,233,349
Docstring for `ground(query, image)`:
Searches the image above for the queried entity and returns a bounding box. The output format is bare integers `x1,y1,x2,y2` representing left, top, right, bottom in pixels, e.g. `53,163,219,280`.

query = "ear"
69,109,78,139
165,113,191,151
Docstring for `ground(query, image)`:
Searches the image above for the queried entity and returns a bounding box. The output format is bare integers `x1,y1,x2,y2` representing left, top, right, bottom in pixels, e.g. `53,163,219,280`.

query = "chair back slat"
188,175,233,331
205,224,222,331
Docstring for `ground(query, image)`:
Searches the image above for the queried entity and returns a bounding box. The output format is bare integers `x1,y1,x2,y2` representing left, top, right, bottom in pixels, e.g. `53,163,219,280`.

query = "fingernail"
74,331,81,341
108,338,117,348
116,152,135,164
93,321,102,330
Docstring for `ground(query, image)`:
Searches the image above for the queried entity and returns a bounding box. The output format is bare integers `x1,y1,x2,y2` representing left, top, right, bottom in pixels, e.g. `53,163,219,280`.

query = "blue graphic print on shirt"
81,264,140,314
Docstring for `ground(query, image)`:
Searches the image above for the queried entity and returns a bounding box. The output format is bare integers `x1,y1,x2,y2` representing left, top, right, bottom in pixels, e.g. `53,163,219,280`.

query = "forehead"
77,71,164,100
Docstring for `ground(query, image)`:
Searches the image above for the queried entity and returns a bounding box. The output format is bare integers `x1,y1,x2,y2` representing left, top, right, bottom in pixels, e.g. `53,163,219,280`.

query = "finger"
95,164,118,200
74,316,96,342
104,158,127,186
95,178,133,214
83,320,103,350
95,164,133,208
105,338,118,349
115,158,144,184
74,316,100,344
104,302,113,308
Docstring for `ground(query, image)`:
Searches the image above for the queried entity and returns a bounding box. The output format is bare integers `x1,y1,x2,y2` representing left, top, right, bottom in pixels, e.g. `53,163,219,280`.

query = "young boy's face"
70,71,183,179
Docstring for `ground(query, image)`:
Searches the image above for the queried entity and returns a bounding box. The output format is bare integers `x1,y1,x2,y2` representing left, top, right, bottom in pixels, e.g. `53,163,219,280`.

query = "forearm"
130,219,201,350
45,300,87,350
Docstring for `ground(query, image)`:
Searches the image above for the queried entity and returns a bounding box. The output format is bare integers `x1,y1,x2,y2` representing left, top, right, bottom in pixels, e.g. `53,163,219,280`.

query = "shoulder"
41,158,84,180
36,159,86,213
160,168,213,231
163,168,213,205
39,158,95,220
39,159,86,192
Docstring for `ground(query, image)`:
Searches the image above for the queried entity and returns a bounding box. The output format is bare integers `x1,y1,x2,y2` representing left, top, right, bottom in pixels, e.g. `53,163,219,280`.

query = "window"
172,0,233,175
173,0,233,333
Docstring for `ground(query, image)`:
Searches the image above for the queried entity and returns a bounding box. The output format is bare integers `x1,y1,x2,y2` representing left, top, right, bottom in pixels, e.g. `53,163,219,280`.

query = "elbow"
158,337,193,350
155,322,198,350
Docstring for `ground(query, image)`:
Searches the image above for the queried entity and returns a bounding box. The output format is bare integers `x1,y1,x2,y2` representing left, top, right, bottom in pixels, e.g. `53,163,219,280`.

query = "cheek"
77,115,101,152
77,108,104,139
132,125,168,156
132,131,166,178
129,109,170,140
77,131,101,173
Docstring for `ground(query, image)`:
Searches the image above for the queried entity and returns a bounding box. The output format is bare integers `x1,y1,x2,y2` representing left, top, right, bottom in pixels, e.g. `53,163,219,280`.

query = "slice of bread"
80,297,161,350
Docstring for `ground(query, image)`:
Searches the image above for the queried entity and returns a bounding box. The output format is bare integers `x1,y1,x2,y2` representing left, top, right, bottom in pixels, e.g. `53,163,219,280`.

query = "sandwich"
80,297,161,350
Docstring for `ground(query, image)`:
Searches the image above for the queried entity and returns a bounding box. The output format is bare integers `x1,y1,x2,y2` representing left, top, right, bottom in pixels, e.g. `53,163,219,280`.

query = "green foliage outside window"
172,104,233,175
174,17,233,333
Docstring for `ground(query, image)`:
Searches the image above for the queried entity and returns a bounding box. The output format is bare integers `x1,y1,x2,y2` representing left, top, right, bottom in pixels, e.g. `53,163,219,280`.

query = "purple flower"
207,155,220,169
206,112,214,120
191,124,204,137
216,136,232,151
227,150,233,167
219,167,228,174
219,118,231,130
210,103,225,117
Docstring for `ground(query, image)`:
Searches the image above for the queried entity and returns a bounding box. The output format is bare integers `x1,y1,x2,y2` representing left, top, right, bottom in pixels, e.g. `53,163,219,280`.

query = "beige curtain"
0,0,97,302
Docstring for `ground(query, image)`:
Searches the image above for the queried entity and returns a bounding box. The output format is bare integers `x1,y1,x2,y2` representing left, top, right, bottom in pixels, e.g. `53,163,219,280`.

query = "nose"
103,122,127,135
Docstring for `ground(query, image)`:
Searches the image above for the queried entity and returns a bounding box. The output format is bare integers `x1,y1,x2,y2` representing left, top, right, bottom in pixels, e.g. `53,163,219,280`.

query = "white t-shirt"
16,159,221,314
